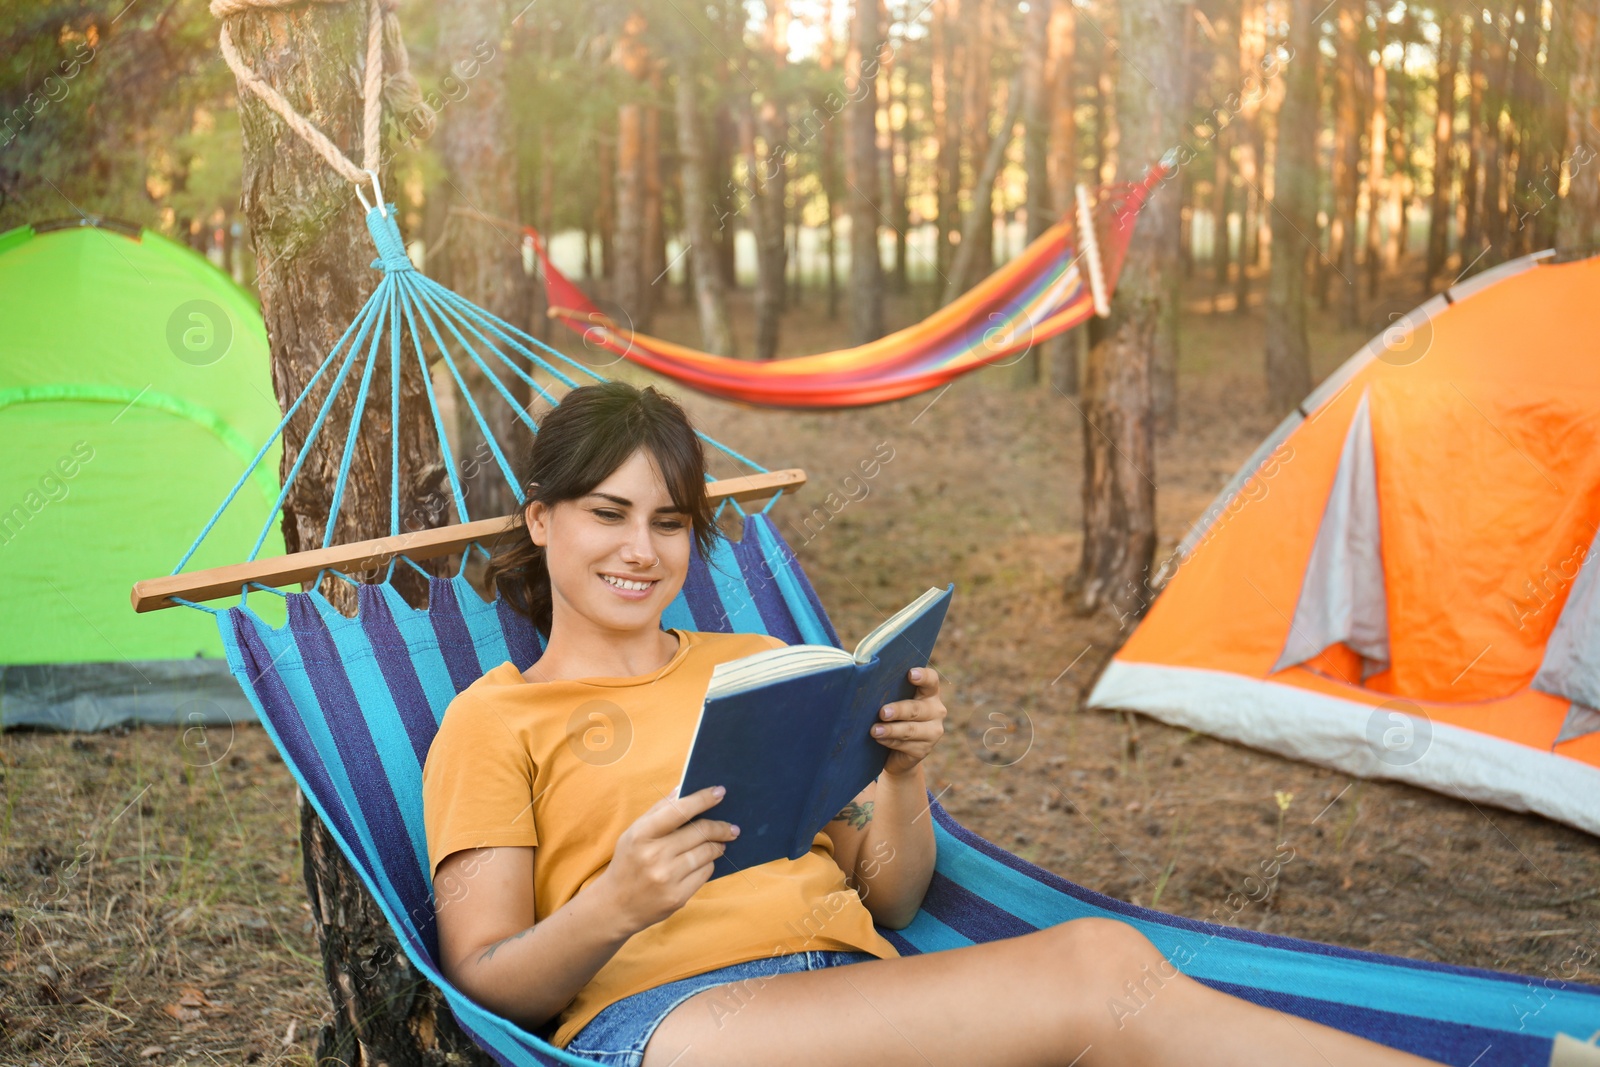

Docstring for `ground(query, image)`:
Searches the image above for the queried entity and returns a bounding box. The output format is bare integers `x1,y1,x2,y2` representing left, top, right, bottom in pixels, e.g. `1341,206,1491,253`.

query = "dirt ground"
3,264,1598,1065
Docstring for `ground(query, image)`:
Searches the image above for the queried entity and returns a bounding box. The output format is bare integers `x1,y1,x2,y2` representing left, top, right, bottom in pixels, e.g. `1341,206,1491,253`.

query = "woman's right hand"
598,785,741,934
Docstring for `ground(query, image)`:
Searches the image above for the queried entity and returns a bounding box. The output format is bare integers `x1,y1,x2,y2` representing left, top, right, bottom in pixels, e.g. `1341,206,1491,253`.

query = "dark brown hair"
483,380,722,639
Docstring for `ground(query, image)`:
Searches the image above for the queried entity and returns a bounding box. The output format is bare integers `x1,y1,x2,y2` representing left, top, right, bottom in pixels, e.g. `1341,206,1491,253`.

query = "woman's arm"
433,785,738,1032
845,764,936,929
434,845,634,1033
824,665,948,929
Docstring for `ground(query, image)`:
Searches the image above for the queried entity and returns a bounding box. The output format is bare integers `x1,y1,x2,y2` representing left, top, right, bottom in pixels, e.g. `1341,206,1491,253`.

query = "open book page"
853,586,948,663
705,644,853,699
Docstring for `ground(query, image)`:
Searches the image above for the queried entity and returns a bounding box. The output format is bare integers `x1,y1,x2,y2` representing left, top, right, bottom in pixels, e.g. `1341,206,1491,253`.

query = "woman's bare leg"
639,918,1446,1067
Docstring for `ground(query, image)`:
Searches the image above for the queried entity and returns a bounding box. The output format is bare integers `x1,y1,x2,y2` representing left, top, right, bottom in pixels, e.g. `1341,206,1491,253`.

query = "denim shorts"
563,949,879,1066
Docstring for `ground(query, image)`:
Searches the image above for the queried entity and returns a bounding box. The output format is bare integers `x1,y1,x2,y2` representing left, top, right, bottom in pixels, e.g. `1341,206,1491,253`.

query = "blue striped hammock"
147,205,1600,1066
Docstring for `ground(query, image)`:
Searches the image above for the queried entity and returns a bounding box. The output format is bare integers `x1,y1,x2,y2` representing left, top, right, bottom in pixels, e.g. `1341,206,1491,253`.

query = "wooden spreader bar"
132,468,806,613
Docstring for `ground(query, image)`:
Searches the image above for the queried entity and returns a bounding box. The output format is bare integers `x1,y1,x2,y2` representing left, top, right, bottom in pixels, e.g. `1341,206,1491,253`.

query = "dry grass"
3,261,1596,1064
0,726,325,1064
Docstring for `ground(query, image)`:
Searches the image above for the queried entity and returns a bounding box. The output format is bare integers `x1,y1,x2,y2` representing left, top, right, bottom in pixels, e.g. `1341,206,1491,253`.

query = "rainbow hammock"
529,169,1166,409
133,202,1600,1066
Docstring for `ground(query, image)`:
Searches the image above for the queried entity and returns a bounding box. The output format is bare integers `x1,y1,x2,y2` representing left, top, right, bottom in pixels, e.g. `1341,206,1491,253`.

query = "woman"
423,381,1443,1067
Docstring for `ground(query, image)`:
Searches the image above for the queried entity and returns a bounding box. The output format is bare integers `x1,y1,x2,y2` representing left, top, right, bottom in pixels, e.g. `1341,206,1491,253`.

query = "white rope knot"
211,0,434,188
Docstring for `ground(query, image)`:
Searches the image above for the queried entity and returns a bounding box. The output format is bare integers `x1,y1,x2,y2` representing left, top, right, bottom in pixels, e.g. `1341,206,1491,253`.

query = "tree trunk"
944,75,1021,306
1211,1,1232,303
932,0,962,285
1074,0,1182,622
1535,10,1568,254
1017,0,1053,388
961,0,996,283
1092,35,1115,183
535,98,555,342
887,26,911,297
712,103,739,289
1364,11,1388,299
1480,0,1511,267
740,101,786,360
1426,4,1460,284
1025,0,1054,243
1389,52,1410,268
644,65,666,323
439,0,527,524
1212,130,1232,299
1233,0,1265,315
674,61,736,355
788,186,803,307
749,1,790,359
1312,35,1333,308
612,12,656,329
876,11,897,292
878,13,895,279
614,99,646,320
1152,0,1195,428
1559,0,1600,256
1506,0,1539,259
1265,0,1317,416
1179,175,1194,277
1332,0,1362,327
1047,0,1080,394
224,4,476,1064
221,215,238,281
822,0,842,319
846,0,886,343
596,133,614,280
1463,15,1484,260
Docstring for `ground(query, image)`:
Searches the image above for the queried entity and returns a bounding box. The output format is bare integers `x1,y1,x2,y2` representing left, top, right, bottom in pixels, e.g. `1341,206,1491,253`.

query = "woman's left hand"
871,667,947,777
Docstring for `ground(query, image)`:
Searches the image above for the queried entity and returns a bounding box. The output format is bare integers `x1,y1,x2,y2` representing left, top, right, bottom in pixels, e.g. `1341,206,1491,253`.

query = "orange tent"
1089,249,1600,835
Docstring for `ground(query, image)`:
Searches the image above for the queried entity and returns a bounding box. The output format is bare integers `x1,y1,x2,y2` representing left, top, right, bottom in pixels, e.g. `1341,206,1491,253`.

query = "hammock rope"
168,204,781,590
211,0,432,186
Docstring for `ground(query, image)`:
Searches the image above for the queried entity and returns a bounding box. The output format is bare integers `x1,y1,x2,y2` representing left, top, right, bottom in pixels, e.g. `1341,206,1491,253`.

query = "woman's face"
525,447,693,637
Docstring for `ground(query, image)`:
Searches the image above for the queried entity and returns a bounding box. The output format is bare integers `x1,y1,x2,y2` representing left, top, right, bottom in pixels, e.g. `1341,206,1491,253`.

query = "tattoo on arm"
832,800,874,830
478,926,534,965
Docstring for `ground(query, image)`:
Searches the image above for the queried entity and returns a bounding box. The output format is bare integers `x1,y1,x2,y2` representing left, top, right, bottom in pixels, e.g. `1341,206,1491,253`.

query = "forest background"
4,0,1600,1062
8,0,1594,393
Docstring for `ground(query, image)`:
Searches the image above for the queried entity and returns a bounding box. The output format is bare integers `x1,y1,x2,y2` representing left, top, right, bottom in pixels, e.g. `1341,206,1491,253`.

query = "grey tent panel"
1273,390,1391,677
1533,526,1600,712
1554,704,1600,747
0,659,256,731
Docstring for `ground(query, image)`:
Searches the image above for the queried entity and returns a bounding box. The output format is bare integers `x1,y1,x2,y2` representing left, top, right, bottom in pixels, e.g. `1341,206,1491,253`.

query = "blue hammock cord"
168,205,782,601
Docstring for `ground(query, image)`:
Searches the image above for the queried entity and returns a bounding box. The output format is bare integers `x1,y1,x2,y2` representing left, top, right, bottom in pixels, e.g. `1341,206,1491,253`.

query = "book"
676,583,955,880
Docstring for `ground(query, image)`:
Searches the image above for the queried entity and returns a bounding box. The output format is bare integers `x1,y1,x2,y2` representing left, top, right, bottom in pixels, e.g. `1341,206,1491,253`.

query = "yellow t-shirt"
421,627,901,1049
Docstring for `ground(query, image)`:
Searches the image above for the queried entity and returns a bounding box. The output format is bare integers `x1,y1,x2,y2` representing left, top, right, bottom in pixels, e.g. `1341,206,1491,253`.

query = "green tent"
0,217,286,730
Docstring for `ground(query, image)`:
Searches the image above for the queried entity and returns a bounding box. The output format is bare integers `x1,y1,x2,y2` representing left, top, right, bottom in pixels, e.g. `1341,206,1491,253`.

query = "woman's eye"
594,509,682,530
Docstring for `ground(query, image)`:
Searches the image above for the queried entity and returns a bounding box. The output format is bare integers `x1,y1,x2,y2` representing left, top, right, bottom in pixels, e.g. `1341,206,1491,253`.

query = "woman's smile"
598,572,660,599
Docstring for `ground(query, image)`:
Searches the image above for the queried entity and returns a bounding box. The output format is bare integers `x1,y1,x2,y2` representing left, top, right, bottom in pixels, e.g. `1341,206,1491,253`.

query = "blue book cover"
677,583,954,880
